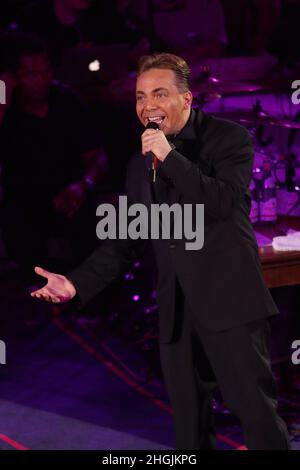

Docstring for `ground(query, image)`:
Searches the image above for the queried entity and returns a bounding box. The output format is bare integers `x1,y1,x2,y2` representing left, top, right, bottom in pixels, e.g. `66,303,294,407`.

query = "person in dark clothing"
31,53,290,450
13,0,149,67
0,33,107,284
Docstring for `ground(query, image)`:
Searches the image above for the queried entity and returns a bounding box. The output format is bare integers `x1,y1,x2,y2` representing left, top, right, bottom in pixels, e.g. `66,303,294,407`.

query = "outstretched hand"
30,267,77,303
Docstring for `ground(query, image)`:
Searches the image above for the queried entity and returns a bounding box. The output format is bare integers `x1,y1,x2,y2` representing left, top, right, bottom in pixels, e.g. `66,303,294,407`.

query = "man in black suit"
31,53,290,450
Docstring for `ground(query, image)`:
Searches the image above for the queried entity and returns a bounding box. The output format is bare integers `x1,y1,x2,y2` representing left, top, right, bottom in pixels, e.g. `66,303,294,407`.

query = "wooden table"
256,216,300,288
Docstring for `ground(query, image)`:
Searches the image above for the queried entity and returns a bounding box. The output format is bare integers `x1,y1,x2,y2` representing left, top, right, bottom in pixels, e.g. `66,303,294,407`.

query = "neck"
173,108,191,136
21,95,49,118
54,0,81,25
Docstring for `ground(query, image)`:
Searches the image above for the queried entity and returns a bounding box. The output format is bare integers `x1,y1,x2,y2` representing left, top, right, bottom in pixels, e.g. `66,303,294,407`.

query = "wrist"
64,276,77,298
161,146,174,163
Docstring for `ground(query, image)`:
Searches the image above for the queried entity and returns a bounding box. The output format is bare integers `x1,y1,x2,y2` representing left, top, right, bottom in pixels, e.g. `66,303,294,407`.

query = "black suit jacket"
68,109,279,343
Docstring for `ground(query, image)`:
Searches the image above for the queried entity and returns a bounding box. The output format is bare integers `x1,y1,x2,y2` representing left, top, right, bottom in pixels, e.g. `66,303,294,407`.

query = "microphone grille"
146,121,159,130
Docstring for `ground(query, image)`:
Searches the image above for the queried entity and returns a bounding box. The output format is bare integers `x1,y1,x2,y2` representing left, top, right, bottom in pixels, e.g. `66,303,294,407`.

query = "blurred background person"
0,32,108,289
11,0,150,69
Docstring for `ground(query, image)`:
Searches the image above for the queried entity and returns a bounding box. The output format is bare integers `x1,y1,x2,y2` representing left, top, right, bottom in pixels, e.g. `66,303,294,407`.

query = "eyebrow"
136,87,169,95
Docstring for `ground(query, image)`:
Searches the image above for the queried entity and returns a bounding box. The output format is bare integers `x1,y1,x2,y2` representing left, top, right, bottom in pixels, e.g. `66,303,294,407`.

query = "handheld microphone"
145,121,159,182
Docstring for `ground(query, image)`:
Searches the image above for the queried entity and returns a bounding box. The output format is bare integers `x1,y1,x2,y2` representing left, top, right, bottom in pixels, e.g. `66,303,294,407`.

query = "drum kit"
192,71,300,221
192,73,300,128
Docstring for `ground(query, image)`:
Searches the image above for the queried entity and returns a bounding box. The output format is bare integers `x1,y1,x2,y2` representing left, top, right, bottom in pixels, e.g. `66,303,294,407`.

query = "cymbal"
192,76,263,95
192,91,222,105
212,110,300,129
268,118,300,129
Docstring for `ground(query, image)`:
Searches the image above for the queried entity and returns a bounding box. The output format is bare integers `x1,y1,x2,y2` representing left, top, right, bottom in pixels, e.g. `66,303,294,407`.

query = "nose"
144,96,158,110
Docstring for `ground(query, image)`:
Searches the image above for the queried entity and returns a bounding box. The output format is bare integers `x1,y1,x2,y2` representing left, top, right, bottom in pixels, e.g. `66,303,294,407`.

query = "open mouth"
146,116,166,126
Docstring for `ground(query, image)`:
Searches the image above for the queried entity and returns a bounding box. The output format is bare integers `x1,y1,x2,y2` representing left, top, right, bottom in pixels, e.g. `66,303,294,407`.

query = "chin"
159,122,167,133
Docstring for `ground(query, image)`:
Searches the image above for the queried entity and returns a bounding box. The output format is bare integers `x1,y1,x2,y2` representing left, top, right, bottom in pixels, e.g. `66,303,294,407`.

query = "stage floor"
0,274,299,451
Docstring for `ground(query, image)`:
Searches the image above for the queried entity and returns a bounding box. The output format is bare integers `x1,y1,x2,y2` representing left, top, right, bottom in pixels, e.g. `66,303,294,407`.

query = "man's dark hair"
2,31,50,73
137,53,191,92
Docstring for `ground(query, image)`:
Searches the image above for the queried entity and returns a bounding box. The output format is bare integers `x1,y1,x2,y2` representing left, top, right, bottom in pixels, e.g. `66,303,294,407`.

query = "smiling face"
136,68,192,136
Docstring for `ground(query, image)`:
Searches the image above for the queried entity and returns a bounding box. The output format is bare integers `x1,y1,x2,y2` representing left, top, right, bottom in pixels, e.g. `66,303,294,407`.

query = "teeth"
148,116,165,123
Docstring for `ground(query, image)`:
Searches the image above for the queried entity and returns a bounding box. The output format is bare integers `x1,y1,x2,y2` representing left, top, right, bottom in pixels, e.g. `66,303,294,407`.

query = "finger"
30,291,40,298
41,294,52,302
41,291,60,303
142,131,161,139
31,289,50,301
142,141,157,154
31,285,52,297
142,136,161,147
34,266,52,279
142,134,158,144
32,292,51,302
30,286,43,296
142,144,154,155
31,291,41,297
142,138,156,148
142,129,159,137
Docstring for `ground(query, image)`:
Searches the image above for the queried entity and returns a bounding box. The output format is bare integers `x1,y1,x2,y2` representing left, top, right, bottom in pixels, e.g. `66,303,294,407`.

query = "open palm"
30,267,77,303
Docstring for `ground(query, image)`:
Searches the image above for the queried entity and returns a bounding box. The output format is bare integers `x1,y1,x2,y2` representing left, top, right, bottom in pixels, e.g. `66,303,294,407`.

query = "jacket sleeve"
67,157,144,307
162,124,253,220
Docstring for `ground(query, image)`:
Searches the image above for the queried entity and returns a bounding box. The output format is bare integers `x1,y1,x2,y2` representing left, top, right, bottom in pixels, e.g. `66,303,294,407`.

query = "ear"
183,90,193,109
